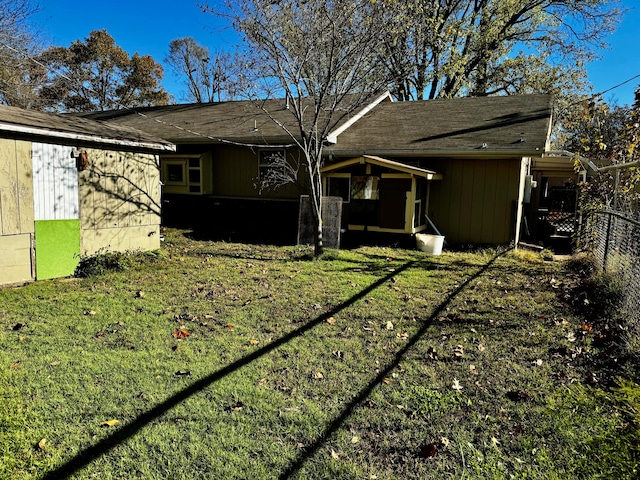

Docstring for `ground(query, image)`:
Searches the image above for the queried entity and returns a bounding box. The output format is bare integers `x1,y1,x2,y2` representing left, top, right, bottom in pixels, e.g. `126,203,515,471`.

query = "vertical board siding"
426,158,521,245
0,139,19,235
16,141,34,233
32,143,78,221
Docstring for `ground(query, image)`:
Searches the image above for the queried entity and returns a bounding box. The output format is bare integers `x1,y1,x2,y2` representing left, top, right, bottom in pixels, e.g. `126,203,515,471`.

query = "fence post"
602,211,613,272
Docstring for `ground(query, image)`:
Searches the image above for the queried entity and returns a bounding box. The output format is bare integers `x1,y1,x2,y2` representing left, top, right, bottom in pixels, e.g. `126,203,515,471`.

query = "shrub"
74,251,133,278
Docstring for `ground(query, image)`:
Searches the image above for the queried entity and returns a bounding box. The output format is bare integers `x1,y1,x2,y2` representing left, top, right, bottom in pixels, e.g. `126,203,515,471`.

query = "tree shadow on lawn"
42,249,509,479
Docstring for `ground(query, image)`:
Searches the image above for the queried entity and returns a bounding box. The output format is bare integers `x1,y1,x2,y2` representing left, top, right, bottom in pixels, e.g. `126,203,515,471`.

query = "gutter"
0,122,176,152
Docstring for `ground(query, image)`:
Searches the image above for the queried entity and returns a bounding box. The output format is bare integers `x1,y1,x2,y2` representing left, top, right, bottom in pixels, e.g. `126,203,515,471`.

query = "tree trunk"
314,221,324,257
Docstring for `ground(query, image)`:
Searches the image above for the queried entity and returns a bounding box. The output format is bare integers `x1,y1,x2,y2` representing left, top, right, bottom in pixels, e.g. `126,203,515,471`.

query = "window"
351,176,379,200
165,161,186,185
259,150,286,181
326,175,351,202
162,156,202,194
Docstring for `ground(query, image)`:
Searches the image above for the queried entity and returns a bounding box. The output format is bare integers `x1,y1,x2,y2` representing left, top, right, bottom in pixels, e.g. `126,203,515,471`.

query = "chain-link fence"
581,210,640,325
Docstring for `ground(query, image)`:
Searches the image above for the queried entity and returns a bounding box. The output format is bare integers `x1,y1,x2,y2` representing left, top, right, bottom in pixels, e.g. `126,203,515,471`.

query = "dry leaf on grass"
452,378,463,391
37,438,47,450
100,419,119,427
172,329,191,339
326,317,336,325
248,339,259,345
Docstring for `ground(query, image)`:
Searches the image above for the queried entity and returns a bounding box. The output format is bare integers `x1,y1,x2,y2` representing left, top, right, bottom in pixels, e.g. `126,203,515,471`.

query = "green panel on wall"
35,220,81,280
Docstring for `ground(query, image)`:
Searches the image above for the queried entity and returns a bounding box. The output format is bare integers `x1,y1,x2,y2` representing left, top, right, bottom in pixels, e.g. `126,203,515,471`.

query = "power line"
0,39,296,149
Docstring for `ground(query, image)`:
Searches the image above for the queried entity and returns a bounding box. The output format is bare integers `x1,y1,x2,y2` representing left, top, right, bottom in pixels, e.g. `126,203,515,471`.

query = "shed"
0,104,175,285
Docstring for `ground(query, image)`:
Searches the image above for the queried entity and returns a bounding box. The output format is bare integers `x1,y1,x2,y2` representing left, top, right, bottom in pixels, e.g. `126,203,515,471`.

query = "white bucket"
416,233,445,255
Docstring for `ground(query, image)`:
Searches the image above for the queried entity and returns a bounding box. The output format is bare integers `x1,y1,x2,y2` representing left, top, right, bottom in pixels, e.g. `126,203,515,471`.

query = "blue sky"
31,0,640,105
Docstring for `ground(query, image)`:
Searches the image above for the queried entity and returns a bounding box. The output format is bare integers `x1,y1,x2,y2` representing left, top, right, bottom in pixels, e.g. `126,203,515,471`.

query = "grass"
1,228,638,479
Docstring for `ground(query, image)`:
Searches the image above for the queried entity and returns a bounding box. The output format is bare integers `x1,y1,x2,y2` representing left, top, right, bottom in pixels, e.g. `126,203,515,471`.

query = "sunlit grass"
0,228,637,479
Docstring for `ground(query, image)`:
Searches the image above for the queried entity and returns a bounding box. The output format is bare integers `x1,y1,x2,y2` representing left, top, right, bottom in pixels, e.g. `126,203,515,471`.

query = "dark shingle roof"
0,104,174,151
79,95,387,145
325,94,553,157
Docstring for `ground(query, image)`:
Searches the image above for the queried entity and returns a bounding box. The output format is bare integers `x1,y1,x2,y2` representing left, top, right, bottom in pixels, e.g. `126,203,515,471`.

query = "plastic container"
415,233,445,255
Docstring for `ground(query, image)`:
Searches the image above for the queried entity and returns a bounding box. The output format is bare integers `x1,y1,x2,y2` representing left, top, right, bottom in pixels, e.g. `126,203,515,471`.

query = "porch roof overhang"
321,155,442,180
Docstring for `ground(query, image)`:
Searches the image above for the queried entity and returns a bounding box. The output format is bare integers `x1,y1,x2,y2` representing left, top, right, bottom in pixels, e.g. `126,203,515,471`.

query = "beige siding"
0,139,34,236
0,234,32,284
81,225,160,255
79,148,161,255
427,158,521,245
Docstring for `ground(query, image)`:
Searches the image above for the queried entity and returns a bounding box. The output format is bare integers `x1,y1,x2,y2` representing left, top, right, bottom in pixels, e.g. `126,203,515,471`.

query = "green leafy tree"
379,0,621,100
562,89,640,215
37,29,169,112
166,37,237,103
203,0,392,256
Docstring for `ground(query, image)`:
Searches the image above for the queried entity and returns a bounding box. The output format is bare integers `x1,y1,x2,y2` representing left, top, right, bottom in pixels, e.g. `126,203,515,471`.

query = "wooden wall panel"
0,139,19,235
423,157,522,245
16,141,34,233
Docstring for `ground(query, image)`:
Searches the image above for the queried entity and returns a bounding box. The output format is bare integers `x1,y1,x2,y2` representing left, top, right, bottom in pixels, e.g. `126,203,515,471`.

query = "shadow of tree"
42,247,509,479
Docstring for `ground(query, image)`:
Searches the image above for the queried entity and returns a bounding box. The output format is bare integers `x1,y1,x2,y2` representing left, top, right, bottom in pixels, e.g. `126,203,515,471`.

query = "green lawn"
0,229,637,479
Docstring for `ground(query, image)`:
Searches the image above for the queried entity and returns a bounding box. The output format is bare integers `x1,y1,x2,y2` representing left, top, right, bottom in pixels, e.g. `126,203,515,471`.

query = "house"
0,104,174,285
79,93,575,248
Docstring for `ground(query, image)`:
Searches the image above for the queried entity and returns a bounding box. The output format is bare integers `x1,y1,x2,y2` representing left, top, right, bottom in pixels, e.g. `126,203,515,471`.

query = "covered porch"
321,155,442,236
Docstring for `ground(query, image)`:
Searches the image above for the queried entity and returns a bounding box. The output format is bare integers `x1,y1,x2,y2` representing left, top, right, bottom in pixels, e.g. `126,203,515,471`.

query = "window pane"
167,164,184,182
189,169,200,183
327,177,350,202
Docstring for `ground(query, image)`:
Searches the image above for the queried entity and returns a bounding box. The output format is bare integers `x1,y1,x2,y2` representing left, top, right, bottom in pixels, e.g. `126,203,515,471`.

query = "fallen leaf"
37,438,47,450
175,370,191,376
172,328,191,339
453,345,464,357
331,449,340,460
84,310,97,316
10,361,20,368
50,361,61,366
382,377,391,384
533,359,543,366
135,290,145,298
258,378,267,385
326,317,336,325
419,442,437,458
452,378,463,391
440,437,450,448
351,436,360,444
469,364,478,374
100,419,119,427
386,321,394,330
225,324,234,330
312,371,324,379
477,343,486,352
248,339,259,345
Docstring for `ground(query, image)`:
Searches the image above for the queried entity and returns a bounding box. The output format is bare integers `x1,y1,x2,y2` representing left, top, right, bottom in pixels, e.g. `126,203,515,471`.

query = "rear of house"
79,94,563,249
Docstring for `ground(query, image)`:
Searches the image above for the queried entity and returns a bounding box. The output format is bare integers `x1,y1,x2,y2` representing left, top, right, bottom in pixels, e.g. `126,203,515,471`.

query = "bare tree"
166,37,237,103
0,0,43,108
202,0,391,256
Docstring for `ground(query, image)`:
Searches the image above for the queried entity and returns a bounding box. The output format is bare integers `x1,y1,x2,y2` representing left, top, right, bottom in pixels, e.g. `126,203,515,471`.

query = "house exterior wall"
209,145,302,200
425,157,522,245
0,139,34,284
79,149,161,255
